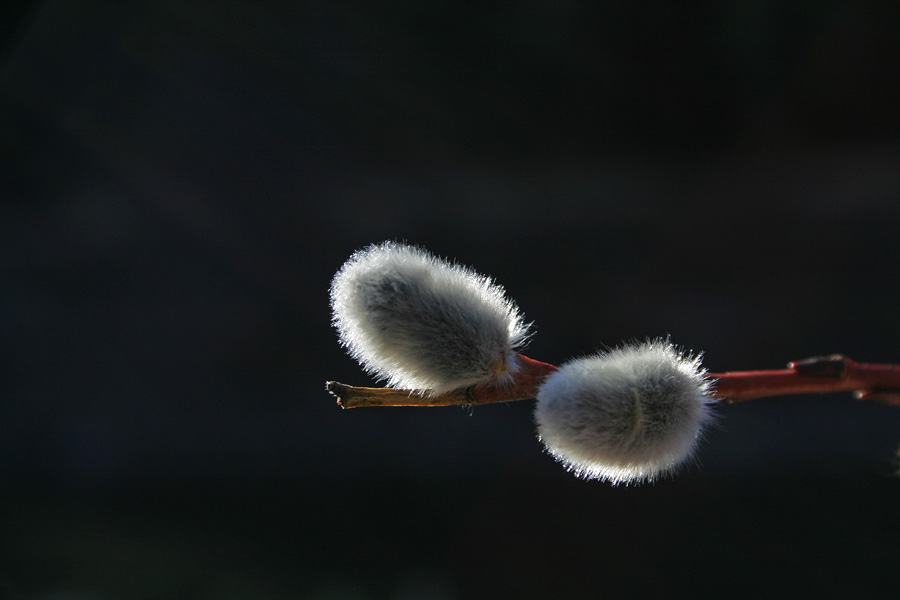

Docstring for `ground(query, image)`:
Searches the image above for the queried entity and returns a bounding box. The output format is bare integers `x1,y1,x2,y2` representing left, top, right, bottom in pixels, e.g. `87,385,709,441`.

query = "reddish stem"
327,354,900,409
327,354,557,409
712,355,900,405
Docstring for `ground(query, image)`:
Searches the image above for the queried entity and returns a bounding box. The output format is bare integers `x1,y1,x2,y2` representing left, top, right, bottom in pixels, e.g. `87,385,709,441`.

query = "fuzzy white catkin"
330,241,530,395
534,340,715,485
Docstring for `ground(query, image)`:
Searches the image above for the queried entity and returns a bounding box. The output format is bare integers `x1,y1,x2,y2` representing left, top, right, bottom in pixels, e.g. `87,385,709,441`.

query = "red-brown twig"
327,354,558,408
327,354,900,409
712,355,900,405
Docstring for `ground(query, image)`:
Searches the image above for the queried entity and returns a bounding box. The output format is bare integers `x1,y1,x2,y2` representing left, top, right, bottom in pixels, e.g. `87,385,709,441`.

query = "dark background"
3,1,900,598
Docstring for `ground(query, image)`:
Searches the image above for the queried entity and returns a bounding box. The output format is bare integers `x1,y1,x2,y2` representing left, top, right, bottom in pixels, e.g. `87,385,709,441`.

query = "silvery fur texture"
535,340,715,484
330,242,530,395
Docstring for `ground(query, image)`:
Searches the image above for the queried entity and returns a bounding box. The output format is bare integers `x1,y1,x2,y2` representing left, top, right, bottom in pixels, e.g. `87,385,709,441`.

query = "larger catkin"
534,340,715,485
330,241,530,395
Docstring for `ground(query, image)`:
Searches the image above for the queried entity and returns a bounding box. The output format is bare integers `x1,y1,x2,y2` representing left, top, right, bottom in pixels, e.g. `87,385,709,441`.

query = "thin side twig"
328,354,557,409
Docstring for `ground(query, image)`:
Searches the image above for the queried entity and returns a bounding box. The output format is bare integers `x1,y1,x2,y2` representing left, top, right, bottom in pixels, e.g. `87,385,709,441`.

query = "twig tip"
325,381,346,408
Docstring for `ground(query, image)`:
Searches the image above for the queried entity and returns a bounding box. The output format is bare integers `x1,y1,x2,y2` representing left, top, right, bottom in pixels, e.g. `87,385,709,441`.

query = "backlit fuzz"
330,241,530,396
534,340,715,485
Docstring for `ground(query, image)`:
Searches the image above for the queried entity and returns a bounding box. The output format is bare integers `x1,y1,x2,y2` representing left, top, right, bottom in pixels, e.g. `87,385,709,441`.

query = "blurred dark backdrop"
3,1,900,598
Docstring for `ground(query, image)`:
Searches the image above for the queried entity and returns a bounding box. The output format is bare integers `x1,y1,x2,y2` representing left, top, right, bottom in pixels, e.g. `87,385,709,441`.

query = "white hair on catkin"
534,340,716,485
330,241,530,395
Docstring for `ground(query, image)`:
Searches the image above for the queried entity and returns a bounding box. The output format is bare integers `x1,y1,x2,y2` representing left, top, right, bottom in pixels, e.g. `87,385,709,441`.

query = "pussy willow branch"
327,354,900,409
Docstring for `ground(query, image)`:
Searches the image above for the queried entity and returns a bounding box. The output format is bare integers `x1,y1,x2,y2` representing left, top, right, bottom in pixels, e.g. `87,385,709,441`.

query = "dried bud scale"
534,340,715,485
330,241,530,395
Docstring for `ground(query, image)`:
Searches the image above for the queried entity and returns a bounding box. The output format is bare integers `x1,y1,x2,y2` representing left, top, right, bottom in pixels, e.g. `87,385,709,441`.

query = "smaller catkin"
534,340,715,485
330,241,530,395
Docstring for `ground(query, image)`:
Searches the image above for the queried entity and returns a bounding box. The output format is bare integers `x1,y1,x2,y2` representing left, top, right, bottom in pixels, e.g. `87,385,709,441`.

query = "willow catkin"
330,241,530,395
535,340,716,484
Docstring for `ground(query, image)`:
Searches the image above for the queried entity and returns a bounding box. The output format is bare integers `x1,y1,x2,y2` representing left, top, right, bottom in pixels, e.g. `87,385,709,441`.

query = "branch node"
788,355,850,378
